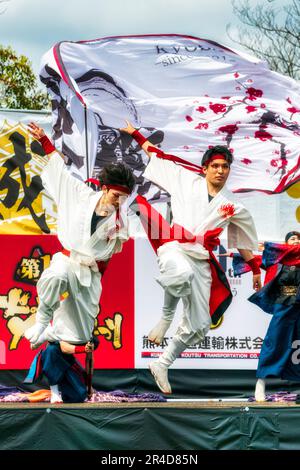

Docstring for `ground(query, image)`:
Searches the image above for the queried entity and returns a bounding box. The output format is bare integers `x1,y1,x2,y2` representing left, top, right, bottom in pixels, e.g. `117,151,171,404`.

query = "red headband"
103,184,131,195
85,179,131,194
205,154,227,165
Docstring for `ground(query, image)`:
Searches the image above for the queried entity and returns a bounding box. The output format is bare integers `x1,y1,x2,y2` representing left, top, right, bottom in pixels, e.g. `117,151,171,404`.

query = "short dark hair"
98,162,135,192
201,146,233,167
285,231,300,243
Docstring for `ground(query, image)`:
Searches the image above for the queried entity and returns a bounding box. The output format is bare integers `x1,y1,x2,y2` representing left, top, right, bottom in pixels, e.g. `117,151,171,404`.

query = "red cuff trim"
75,345,86,354
247,257,261,275
39,135,56,155
132,130,147,147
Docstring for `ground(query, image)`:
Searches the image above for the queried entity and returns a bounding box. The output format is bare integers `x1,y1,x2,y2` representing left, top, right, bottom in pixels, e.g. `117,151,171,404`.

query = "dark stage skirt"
257,302,300,381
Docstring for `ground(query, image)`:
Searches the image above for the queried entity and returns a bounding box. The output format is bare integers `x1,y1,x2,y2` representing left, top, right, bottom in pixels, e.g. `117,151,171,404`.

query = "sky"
0,0,290,77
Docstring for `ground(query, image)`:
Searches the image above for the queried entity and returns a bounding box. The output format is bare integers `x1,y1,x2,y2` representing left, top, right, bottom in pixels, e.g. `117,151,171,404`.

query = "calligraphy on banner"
0,235,134,369
0,121,57,234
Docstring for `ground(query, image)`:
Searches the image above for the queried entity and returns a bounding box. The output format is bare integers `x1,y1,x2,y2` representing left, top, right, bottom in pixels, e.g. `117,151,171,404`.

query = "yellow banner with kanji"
0,117,57,234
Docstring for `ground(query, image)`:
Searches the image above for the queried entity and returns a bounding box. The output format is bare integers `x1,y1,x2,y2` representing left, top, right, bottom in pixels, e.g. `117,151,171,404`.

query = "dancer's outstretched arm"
27,122,62,159
238,248,262,291
120,120,157,159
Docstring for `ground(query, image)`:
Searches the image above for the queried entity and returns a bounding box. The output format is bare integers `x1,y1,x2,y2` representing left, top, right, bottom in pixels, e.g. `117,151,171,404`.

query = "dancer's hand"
119,120,136,135
59,341,75,354
258,242,265,252
85,341,94,353
253,274,262,291
28,122,45,140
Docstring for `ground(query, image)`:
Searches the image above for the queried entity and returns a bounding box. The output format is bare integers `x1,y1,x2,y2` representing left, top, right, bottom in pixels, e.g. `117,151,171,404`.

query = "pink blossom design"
218,124,238,135
287,97,292,104
221,96,230,100
241,158,252,165
218,203,235,219
195,123,209,130
254,130,273,141
234,72,240,78
260,104,266,108
185,115,193,122
209,103,227,114
196,106,207,113
245,105,257,113
270,158,288,168
246,87,263,101
287,107,300,114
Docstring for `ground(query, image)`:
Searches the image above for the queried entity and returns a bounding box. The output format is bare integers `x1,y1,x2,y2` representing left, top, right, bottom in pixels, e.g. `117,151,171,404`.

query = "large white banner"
40,34,300,196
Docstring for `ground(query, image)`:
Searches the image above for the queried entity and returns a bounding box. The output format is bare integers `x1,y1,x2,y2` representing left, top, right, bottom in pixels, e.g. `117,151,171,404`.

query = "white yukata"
25,152,128,345
144,153,258,345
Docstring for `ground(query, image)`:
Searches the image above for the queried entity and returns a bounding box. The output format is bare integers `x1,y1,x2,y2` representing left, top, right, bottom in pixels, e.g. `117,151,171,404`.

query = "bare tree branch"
228,0,300,79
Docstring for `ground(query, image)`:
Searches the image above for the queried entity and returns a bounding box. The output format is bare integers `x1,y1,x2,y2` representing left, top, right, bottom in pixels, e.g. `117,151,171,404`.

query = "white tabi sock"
50,384,63,404
158,337,187,368
148,292,180,345
24,322,47,344
255,378,266,402
149,338,187,394
30,330,48,350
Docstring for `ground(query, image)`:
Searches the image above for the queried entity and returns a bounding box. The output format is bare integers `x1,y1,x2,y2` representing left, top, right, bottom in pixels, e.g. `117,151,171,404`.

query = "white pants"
157,243,212,345
36,253,101,344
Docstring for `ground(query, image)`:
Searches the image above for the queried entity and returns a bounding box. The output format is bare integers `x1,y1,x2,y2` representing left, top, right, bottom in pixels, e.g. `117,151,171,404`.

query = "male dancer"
121,121,261,394
24,122,135,402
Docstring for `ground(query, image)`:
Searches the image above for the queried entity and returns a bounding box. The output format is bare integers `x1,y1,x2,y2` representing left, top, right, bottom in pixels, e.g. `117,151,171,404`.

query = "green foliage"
0,44,49,110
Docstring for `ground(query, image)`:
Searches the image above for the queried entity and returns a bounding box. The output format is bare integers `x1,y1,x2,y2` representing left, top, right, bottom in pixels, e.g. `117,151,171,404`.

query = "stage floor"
0,399,299,409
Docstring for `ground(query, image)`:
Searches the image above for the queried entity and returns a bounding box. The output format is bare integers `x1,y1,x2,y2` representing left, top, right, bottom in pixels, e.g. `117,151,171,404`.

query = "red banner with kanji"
0,235,134,369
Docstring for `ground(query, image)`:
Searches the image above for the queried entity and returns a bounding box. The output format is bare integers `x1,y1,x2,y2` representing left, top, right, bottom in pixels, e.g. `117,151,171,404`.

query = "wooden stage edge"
0,400,299,409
